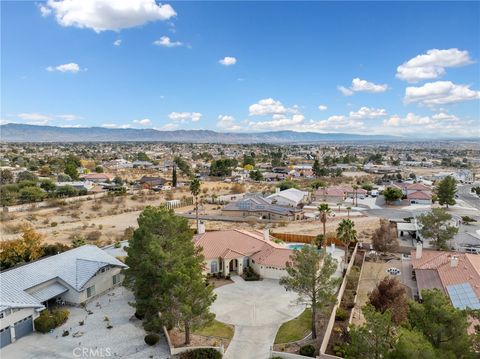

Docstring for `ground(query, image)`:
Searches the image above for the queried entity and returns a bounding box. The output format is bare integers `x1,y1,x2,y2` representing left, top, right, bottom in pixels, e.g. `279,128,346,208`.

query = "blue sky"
1,0,479,137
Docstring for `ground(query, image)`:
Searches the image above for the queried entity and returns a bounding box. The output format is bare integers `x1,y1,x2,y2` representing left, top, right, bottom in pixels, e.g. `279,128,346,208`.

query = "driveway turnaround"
211,276,304,359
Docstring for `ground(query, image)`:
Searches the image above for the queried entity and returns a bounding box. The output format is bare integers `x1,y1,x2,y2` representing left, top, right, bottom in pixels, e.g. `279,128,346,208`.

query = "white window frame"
86,285,96,298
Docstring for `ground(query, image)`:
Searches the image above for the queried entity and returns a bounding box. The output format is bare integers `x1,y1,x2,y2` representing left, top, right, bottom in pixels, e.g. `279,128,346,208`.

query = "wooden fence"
270,232,346,247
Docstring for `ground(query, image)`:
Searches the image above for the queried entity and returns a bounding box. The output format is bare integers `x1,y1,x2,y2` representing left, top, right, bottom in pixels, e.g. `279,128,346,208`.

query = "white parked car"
161,185,172,191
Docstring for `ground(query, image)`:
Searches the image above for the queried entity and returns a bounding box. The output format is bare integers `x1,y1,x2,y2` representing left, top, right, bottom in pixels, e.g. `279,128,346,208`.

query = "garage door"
0,327,12,348
14,316,33,340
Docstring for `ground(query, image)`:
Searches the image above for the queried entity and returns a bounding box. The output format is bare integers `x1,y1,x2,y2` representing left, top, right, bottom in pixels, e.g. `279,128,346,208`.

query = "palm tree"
352,185,359,207
346,206,352,218
318,203,331,241
336,202,342,212
190,178,201,232
336,219,357,264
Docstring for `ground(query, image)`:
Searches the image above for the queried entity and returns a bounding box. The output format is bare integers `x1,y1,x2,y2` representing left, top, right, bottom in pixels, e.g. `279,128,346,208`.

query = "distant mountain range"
0,123,401,143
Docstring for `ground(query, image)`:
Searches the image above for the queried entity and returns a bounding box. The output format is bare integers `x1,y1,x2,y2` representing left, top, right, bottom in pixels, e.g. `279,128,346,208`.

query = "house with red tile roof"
314,185,367,204
193,229,294,279
411,246,480,309
387,182,433,204
79,173,115,183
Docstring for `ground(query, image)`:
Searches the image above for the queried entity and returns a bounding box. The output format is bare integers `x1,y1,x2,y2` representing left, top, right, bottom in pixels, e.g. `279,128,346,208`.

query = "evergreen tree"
408,289,475,357
383,187,403,204
313,158,322,177
417,208,458,250
347,305,396,359
280,246,340,339
390,328,437,359
436,175,457,208
124,206,216,344
172,165,177,187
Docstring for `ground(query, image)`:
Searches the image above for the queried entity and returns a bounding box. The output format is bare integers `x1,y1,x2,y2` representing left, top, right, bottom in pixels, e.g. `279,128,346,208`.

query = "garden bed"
326,251,365,357
168,320,233,350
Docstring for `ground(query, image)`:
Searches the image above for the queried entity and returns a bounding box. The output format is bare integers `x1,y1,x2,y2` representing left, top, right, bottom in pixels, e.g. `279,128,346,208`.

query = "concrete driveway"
211,277,304,359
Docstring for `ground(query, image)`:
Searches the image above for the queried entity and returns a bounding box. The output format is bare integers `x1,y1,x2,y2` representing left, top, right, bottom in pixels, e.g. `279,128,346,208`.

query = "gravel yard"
1,287,170,359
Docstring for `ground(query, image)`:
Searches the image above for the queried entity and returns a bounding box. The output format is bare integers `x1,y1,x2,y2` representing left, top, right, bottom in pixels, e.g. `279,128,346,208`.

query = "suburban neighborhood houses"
1,1,480,358
1,138,479,359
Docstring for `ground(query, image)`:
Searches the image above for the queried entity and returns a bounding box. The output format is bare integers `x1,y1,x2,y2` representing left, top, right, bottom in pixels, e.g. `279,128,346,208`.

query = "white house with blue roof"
0,245,127,348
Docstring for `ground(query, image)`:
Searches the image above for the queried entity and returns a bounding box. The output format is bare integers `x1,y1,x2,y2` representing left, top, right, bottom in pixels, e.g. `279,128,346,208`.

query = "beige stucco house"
193,229,294,280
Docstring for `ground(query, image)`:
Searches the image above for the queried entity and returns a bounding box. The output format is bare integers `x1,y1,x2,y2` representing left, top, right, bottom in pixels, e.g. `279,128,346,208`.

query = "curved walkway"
211,276,304,359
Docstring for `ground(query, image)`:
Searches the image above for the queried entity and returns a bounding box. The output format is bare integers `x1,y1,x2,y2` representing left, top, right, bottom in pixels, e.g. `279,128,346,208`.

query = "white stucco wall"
0,307,38,332
251,263,287,280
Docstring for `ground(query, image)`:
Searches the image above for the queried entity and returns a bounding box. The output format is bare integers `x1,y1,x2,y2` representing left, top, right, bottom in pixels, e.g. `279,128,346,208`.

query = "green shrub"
299,344,315,357
144,333,160,346
335,307,349,321
179,348,222,359
333,342,347,356
114,241,121,248
243,266,260,281
34,309,69,333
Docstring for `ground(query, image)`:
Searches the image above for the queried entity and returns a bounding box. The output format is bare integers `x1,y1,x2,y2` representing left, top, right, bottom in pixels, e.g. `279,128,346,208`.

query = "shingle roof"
0,245,126,310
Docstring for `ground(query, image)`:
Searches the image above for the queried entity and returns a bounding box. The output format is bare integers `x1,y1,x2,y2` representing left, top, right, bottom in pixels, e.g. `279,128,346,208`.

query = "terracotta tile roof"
411,250,480,297
408,190,432,200
194,230,293,268
250,244,293,267
80,173,114,180
406,183,431,191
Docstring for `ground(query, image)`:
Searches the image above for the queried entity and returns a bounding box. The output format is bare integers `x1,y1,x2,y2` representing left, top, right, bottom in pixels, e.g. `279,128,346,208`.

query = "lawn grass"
193,319,234,339
274,308,312,344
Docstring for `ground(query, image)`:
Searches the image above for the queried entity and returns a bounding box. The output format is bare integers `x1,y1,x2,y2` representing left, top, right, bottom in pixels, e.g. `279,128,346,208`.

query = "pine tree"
417,208,458,250
124,206,216,343
280,246,340,339
436,176,457,208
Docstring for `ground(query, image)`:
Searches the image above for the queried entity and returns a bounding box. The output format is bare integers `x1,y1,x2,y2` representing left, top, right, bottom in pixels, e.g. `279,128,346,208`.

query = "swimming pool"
287,244,309,250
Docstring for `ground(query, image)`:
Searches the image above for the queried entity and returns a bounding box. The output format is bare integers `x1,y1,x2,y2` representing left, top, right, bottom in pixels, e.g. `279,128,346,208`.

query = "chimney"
330,243,335,255
451,256,459,268
198,221,205,235
416,242,423,259
263,228,270,241
276,187,281,193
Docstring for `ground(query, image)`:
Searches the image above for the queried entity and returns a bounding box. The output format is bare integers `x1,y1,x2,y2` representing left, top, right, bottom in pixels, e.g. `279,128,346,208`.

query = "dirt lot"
0,182,266,246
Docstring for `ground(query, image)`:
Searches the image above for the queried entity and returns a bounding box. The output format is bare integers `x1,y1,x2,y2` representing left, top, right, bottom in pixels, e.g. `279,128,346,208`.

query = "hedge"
178,348,222,359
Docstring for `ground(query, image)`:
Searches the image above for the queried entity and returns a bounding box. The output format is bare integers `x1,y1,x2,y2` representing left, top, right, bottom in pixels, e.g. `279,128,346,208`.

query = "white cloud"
113,39,122,47
249,98,286,116
153,36,182,47
101,123,131,129
46,62,83,73
133,118,152,126
40,0,176,33
56,114,83,121
217,115,241,131
168,112,202,122
248,114,305,131
380,112,477,137
396,48,474,83
155,123,179,131
318,105,328,111
338,78,388,96
404,81,480,106
17,113,52,121
349,107,387,119
219,57,237,66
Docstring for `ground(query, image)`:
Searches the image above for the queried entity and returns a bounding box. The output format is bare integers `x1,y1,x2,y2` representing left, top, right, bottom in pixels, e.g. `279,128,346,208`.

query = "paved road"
457,184,480,210
211,277,304,359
